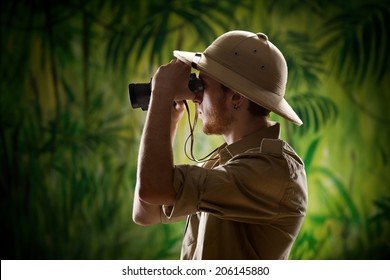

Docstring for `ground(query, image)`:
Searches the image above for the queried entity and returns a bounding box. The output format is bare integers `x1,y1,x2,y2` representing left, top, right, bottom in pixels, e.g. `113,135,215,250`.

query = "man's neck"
223,116,269,145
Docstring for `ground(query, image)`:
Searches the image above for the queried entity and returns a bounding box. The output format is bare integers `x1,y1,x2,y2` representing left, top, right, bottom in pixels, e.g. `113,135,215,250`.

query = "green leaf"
319,2,390,85
290,93,338,135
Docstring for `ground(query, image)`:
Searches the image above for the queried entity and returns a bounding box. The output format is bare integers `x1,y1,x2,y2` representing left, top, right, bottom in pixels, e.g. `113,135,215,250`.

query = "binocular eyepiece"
128,73,204,111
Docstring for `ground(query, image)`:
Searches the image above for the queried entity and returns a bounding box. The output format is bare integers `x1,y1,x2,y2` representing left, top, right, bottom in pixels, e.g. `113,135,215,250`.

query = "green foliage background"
1,0,389,259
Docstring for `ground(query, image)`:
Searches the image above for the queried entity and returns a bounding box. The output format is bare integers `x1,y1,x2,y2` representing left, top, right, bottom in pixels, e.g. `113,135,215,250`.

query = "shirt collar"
218,122,280,164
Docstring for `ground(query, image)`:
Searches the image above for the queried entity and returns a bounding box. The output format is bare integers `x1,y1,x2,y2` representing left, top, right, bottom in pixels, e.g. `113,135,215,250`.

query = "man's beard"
201,97,235,135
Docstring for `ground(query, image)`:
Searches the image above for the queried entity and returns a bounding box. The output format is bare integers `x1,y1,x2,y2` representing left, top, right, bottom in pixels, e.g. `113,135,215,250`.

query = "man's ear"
231,92,244,109
232,92,241,101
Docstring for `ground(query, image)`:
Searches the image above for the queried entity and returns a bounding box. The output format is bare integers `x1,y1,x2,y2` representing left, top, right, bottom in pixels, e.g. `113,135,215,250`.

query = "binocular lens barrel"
128,83,151,111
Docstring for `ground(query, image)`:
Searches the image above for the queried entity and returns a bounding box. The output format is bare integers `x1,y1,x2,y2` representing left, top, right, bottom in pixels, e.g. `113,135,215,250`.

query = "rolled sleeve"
161,164,205,222
162,152,294,224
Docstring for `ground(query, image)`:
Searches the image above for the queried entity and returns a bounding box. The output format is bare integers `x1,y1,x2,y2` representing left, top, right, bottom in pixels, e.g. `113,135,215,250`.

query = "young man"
132,30,308,259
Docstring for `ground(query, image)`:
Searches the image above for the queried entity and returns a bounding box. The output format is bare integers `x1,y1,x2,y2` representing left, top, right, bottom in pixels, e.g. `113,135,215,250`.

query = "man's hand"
151,59,195,102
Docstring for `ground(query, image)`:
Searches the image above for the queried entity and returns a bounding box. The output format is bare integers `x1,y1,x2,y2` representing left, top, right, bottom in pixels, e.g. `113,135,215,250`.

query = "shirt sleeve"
162,151,305,224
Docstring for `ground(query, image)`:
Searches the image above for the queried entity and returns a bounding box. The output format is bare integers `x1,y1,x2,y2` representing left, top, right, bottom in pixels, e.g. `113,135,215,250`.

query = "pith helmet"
174,30,302,125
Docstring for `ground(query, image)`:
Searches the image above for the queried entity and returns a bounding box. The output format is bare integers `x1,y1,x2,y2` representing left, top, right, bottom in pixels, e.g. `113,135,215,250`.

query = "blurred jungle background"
1,0,389,260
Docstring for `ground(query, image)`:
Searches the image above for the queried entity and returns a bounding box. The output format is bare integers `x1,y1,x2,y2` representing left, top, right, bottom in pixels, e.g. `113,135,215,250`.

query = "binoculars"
128,73,204,110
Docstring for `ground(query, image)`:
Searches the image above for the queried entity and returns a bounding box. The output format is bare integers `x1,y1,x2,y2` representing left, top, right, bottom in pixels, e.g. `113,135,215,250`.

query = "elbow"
132,213,144,226
132,212,155,227
132,199,160,226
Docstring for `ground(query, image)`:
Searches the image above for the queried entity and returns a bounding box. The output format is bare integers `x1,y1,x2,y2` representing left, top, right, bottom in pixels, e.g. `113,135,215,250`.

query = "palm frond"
371,197,390,222
273,31,324,92
266,0,334,16
289,92,338,135
319,2,390,85
103,0,242,72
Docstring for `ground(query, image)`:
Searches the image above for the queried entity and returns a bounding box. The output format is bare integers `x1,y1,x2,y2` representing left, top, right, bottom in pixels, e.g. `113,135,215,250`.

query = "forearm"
132,97,179,225
136,91,176,205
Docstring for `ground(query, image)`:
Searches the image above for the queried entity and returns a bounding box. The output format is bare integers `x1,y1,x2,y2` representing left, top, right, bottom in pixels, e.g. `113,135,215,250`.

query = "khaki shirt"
161,123,308,259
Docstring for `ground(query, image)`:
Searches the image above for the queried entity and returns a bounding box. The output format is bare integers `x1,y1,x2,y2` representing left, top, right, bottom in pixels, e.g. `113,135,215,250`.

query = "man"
132,30,308,259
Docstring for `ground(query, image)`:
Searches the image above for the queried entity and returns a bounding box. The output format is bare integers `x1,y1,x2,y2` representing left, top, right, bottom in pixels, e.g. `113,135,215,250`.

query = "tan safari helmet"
173,30,303,126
